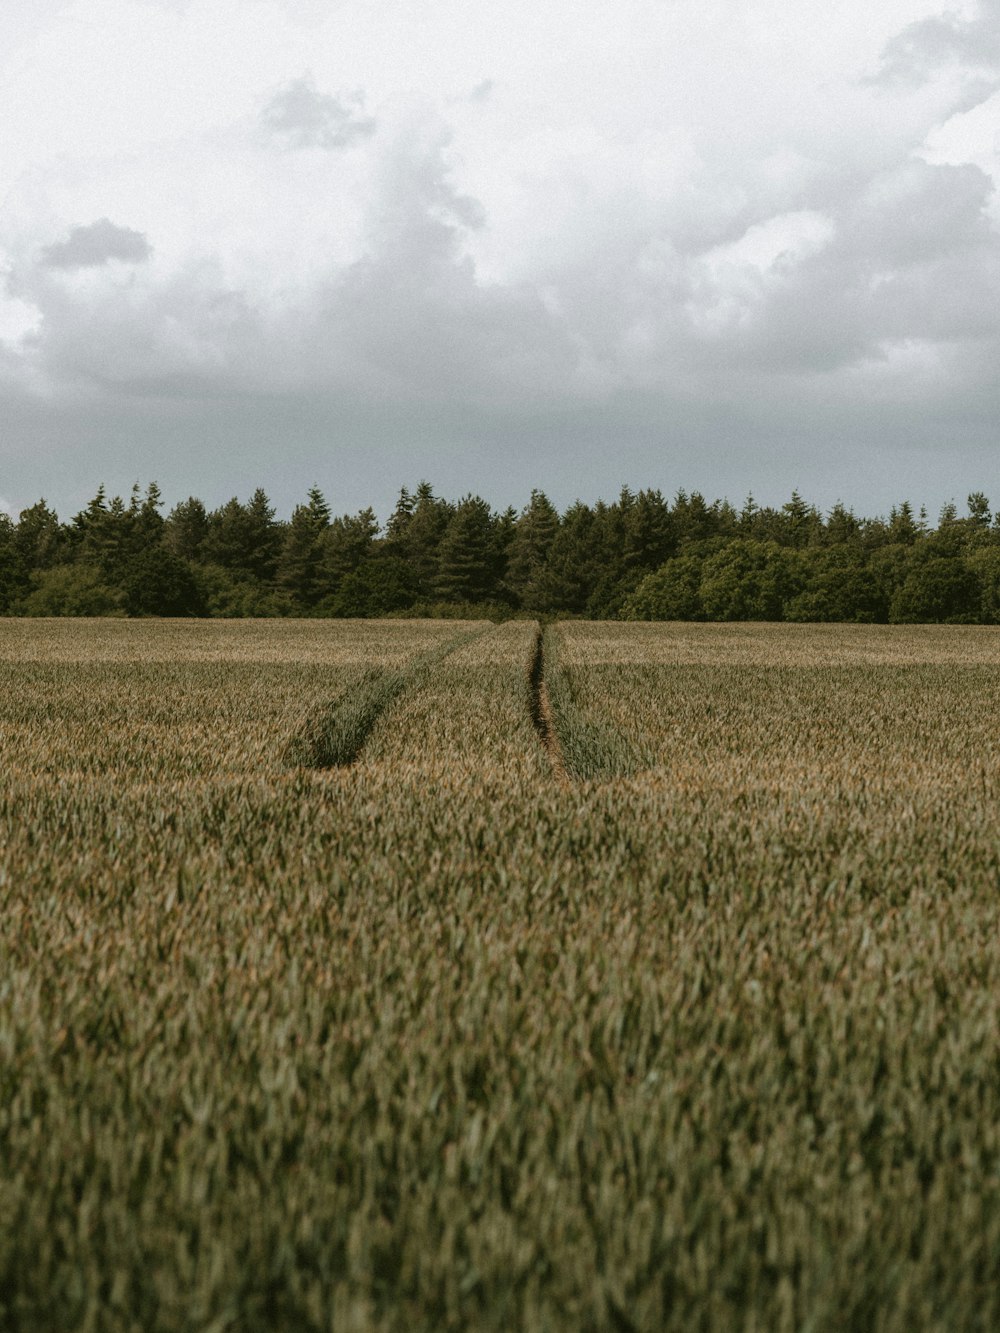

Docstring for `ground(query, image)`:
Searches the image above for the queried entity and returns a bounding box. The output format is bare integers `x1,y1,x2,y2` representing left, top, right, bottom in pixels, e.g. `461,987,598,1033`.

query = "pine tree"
434,495,501,603
779,490,822,547
402,482,452,597
967,492,991,530
164,498,210,561
825,502,860,546
14,500,63,579
244,488,283,582
68,485,127,578
504,490,559,608
623,489,675,572
0,513,18,612
279,486,332,608
672,490,719,545
888,502,920,546
204,490,282,583
384,487,415,546
136,482,165,547
319,508,380,593
533,502,602,613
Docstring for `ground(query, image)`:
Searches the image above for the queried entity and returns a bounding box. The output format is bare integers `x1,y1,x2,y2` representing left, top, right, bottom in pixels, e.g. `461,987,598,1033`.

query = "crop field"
2,618,1000,1331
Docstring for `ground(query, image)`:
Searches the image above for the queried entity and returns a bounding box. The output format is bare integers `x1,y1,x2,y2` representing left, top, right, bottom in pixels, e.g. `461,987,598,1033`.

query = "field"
2,618,1000,1331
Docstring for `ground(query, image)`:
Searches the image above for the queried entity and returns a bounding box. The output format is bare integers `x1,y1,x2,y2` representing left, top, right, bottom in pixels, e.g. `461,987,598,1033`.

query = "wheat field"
2,618,999,1331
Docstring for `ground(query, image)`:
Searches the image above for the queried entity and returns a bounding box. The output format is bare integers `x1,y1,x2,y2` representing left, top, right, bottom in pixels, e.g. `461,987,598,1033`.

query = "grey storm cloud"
261,76,377,150
40,218,152,269
868,1,1000,86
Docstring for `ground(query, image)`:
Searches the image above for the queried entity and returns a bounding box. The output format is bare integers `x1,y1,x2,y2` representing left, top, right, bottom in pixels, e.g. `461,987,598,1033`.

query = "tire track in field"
528,625,570,784
285,626,490,769
532,624,641,782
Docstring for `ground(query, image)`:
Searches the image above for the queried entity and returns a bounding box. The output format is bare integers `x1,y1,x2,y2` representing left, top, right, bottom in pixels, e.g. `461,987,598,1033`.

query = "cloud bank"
0,0,998,518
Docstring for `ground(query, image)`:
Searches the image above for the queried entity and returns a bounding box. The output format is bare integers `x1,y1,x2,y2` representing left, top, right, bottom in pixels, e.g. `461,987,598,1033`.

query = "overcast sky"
1,0,998,522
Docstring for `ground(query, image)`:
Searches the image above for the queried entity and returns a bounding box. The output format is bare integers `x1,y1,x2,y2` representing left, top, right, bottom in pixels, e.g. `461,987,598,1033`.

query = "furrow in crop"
528,625,569,783
285,625,489,768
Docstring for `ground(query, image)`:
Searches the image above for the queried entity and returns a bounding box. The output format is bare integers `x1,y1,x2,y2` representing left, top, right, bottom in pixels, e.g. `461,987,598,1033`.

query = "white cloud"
0,283,41,346
867,0,1000,86
921,87,1000,223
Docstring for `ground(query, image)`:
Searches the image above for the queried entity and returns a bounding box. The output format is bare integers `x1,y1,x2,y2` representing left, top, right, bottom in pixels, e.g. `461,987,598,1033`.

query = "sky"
1,0,998,523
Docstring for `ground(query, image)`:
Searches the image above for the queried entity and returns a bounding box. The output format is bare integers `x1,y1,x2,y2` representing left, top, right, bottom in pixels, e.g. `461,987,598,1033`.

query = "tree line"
3,481,1000,623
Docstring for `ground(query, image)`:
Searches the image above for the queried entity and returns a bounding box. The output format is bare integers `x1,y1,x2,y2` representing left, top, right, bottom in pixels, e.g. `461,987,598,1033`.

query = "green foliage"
7,482,1000,623
322,555,419,617
277,486,331,609
889,550,981,623
122,548,206,616
163,496,210,561
65,482,165,585
14,500,64,590
203,489,282,582
503,488,560,609
0,515,18,613
434,495,504,604
319,508,380,594
622,552,706,620
196,563,291,617
531,501,604,614
384,482,453,598
967,544,1000,623
699,539,801,621
19,562,121,616
783,547,881,623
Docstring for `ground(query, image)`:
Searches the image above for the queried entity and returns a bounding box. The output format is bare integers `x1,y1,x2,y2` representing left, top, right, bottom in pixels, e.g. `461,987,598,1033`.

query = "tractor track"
528,625,569,784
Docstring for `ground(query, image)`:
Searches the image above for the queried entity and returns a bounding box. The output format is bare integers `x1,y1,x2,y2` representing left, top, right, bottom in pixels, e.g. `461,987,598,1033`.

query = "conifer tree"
825,502,860,546
14,500,63,580
204,490,282,583
434,496,501,603
279,486,332,609
623,489,675,572
0,514,17,612
319,508,380,592
888,501,920,545
164,498,210,561
533,502,602,613
400,482,452,597
504,489,560,608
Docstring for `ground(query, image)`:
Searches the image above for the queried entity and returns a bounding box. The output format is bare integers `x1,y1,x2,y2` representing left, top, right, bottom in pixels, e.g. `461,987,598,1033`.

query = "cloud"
868,2,1000,86
40,219,152,270
0,282,40,346
260,76,376,149
1,0,999,522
